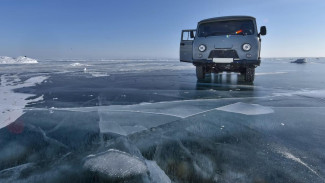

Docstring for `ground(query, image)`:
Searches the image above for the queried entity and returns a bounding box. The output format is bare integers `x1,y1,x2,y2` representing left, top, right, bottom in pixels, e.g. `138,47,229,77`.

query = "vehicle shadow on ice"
195,73,254,91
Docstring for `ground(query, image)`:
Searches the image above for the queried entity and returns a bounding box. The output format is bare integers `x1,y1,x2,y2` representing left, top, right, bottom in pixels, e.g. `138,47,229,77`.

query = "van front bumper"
192,59,261,67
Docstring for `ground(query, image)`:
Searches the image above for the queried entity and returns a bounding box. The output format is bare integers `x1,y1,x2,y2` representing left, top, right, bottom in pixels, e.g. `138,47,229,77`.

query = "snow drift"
0,56,38,64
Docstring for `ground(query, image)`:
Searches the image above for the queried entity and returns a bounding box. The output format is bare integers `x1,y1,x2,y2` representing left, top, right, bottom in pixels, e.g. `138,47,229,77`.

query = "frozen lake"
1,58,325,183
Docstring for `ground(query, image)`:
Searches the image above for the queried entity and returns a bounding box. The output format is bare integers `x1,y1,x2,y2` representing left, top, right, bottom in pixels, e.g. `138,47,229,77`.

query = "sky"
0,0,324,59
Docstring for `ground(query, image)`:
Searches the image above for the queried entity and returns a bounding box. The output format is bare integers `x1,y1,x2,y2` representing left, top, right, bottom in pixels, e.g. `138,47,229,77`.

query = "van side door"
180,30,196,62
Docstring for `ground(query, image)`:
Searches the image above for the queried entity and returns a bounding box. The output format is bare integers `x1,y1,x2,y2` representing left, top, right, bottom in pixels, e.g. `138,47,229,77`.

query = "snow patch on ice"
216,102,274,115
84,149,148,179
0,56,38,64
273,89,325,99
297,90,325,99
0,75,48,129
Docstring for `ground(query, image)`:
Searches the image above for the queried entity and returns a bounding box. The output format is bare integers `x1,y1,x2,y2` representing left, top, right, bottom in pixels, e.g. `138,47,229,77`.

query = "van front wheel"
244,67,255,82
196,66,205,80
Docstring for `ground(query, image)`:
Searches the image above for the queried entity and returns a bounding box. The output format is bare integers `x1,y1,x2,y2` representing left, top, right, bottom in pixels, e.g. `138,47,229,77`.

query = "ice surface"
0,163,35,181
255,72,287,75
273,89,325,99
0,56,38,64
296,90,325,99
0,75,47,129
275,147,324,180
88,71,110,77
0,141,28,164
146,160,171,183
282,151,318,175
52,98,232,136
153,138,221,182
98,109,180,136
98,110,128,135
1,58,325,182
102,137,171,182
216,102,274,115
81,98,246,136
83,149,148,179
66,59,193,75
192,153,217,180
51,98,276,136
69,62,89,67
97,99,232,118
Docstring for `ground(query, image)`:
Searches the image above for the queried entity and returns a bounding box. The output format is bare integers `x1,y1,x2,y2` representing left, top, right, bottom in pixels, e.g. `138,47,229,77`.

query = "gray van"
180,16,266,82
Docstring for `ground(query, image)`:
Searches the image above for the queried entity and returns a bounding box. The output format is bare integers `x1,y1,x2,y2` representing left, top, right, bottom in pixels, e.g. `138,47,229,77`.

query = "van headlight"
242,43,251,51
198,44,206,52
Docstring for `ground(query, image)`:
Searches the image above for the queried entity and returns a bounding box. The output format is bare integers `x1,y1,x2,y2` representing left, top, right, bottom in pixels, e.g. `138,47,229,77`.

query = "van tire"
245,67,255,82
196,66,205,80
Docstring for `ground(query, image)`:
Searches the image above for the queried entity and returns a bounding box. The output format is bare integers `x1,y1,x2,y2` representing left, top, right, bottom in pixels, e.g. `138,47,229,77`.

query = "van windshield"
198,20,255,37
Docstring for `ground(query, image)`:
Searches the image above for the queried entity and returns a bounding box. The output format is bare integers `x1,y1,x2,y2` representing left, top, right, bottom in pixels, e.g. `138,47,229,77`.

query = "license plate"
212,58,233,63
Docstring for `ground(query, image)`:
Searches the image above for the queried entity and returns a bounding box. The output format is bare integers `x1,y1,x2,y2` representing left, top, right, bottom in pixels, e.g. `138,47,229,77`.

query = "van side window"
182,31,196,41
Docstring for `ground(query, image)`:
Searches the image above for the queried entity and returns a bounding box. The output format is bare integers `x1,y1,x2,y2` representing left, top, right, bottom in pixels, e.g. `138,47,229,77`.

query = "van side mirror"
190,31,195,38
260,26,267,36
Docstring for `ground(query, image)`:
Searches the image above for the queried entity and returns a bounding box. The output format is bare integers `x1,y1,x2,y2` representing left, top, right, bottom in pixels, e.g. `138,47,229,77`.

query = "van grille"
208,50,239,58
